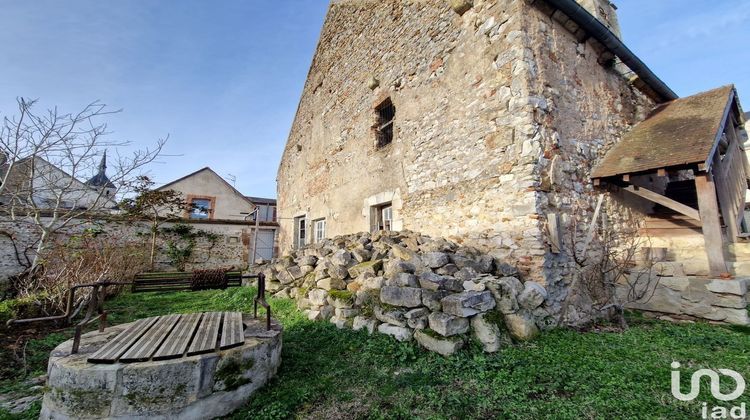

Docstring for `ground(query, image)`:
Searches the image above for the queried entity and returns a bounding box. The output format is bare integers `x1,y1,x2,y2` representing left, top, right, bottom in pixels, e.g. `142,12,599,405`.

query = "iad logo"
671,362,746,419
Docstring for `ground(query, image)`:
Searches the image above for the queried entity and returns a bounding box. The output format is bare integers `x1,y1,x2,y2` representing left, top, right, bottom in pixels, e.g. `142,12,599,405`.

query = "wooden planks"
153,313,203,360
88,316,159,363
89,311,244,363
187,312,222,356
220,312,244,349
120,314,181,363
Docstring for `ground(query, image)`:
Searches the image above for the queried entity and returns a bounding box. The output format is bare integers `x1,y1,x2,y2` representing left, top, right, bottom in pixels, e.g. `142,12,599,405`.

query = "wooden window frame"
185,194,216,220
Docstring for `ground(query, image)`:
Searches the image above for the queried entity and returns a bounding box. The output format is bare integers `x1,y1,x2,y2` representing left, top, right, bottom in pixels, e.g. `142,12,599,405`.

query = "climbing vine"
159,223,219,271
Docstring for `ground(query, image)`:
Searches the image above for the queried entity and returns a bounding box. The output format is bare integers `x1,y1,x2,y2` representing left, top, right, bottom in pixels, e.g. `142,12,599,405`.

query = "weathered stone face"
441,291,496,317
428,312,470,337
380,286,422,308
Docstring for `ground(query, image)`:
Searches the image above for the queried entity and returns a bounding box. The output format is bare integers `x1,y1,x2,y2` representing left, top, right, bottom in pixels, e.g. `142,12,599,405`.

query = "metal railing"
6,280,131,353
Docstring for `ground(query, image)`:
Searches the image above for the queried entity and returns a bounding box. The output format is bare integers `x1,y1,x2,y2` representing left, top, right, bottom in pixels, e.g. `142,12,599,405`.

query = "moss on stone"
482,309,506,330
329,289,354,302
215,356,255,391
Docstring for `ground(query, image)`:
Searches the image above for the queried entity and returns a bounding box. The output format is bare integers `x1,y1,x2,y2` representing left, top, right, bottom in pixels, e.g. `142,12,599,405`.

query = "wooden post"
695,173,728,277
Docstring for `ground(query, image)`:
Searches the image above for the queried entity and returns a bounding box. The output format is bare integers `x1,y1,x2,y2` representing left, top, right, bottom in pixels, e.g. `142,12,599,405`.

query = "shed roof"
591,85,736,179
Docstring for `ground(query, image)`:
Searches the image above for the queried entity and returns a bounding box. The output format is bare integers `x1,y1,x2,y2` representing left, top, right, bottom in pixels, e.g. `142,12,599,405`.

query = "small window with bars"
375,98,395,148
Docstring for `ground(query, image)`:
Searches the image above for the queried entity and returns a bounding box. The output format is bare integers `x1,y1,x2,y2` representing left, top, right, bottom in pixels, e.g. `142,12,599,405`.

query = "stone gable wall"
277,0,658,325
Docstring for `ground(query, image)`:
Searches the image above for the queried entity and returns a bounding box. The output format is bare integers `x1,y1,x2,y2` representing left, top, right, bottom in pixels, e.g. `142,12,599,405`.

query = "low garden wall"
257,230,554,356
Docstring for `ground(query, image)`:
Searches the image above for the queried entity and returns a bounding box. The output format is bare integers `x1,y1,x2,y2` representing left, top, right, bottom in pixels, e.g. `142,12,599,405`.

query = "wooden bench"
88,311,245,364
132,270,243,293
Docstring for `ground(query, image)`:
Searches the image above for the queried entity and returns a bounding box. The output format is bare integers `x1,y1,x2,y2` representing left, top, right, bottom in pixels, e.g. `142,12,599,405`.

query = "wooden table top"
88,311,245,364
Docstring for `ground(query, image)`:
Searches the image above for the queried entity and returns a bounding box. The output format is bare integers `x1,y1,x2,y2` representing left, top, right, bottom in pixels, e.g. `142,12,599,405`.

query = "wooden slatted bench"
132,271,243,293
88,311,245,364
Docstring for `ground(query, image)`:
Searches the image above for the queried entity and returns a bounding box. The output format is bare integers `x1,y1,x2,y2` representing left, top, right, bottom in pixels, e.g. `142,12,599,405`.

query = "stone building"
277,0,748,324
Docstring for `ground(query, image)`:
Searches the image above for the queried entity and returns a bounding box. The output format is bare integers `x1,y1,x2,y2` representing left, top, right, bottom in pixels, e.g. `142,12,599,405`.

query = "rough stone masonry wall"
517,0,657,323
278,0,545,281
259,230,551,356
277,0,661,327
0,217,252,284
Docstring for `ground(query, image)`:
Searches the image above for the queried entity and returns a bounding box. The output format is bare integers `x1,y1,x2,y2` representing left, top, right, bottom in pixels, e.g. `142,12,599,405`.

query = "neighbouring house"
277,0,749,325
156,167,279,262
0,154,117,210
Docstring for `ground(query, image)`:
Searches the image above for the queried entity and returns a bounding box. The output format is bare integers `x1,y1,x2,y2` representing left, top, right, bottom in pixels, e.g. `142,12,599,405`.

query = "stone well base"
40,315,282,420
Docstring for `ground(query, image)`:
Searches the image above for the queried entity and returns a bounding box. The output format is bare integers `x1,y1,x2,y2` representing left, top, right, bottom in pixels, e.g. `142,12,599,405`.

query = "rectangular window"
190,198,212,219
375,98,395,148
314,219,326,243
371,203,393,232
295,216,306,248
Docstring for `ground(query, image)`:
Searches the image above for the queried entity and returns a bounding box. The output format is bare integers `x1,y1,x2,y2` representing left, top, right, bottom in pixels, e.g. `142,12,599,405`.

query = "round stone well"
40,313,282,420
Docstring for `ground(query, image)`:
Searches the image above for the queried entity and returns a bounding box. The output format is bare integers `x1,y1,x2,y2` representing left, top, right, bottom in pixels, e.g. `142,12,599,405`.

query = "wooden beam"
547,213,562,254
622,174,630,182
657,168,667,177
623,185,700,221
695,173,729,277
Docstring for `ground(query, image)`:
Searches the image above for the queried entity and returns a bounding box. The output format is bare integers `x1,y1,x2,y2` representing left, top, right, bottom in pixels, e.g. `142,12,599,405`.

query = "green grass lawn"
1,287,748,419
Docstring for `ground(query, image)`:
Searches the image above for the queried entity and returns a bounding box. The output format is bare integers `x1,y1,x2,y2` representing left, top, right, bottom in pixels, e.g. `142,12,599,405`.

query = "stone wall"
258,230,551,356
618,275,750,326
276,0,657,326
0,216,257,283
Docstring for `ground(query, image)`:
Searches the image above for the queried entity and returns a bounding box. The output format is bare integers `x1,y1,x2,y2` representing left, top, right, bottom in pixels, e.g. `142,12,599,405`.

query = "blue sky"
0,1,747,198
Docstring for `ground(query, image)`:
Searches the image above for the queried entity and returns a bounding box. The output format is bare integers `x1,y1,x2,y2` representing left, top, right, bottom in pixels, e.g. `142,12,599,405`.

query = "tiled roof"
591,85,736,179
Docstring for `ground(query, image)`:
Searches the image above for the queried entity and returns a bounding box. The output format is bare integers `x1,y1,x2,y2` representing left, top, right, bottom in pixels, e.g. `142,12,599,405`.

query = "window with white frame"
314,218,326,243
375,203,392,231
294,216,306,249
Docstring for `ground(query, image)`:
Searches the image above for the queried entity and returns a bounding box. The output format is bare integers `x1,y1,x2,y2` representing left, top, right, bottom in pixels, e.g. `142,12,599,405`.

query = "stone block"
331,249,352,266
421,289,449,311
419,272,463,292
388,272,419,287
441,291,495,317
504,312,539,341
348,259,383,278
462,280,486,291
374,306,407,327
384,259,416,278
335,307,360,318
380,286,422,308
421,252,449,268
352,316,379,334
377,324,413,342
360,276,385,292
414,330,465,356
316,277,346,291
705,279,748,296
428,312,469,337
517,281,547,310
308,289,328,306
405,307,429,329
471,312,510,353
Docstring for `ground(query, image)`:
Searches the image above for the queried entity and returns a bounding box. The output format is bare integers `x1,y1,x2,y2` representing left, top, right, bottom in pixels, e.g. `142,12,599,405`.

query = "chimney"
576,0,621,38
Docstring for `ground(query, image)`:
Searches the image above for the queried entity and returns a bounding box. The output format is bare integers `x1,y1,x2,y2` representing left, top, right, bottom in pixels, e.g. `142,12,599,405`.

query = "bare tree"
0,98,166,276
560,196,659,329
119,176,191,269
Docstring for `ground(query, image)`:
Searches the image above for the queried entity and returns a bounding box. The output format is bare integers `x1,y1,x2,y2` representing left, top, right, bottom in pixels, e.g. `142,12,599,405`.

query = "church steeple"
86,150,116,196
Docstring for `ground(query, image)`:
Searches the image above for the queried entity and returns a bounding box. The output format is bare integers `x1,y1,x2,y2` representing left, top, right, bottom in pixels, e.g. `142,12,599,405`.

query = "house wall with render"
277,0,656,324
